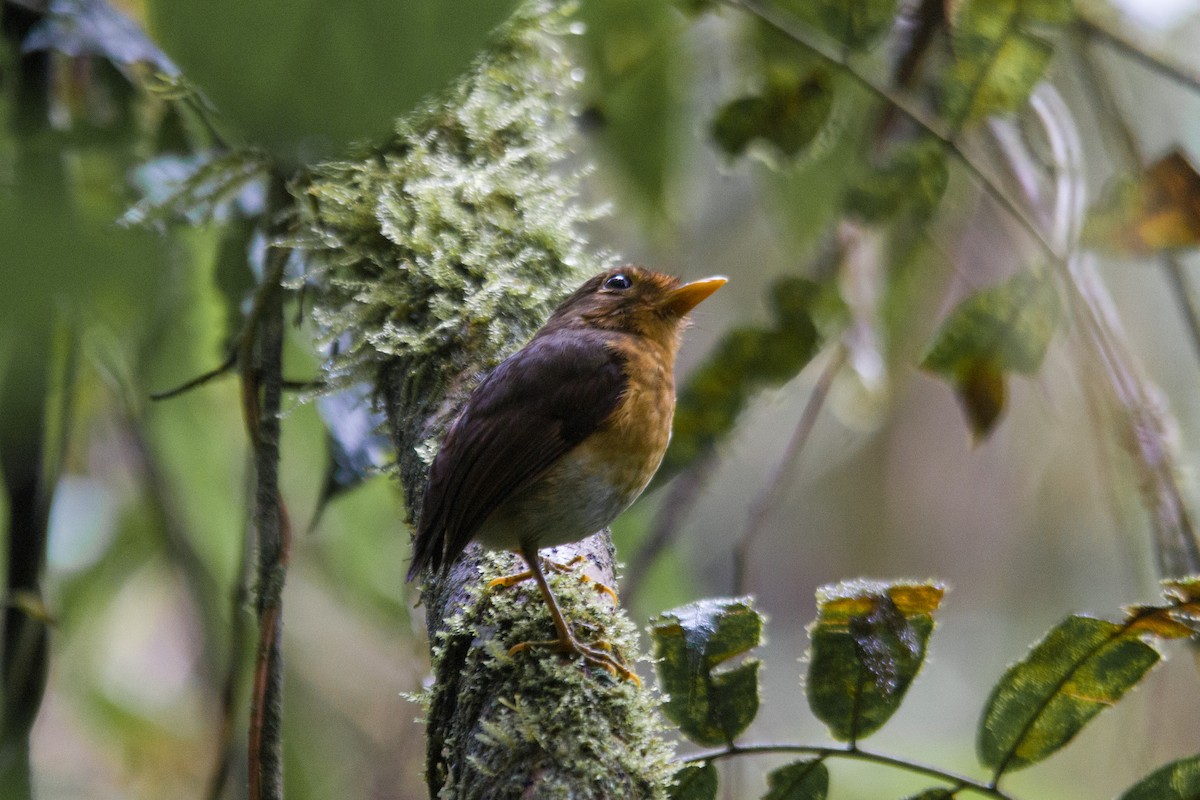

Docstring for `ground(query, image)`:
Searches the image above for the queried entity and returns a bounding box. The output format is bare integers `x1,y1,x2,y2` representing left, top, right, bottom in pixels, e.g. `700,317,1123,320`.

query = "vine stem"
244,178,293,800
725,0,1066,265
684,743,1018,800
732,343,846,596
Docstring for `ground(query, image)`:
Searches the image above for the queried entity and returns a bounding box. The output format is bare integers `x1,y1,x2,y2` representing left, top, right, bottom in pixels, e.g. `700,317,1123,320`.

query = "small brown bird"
407,265,726,679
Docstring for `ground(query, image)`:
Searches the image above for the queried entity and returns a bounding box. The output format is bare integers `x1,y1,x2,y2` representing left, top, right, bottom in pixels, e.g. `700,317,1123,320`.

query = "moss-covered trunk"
295,6,674,797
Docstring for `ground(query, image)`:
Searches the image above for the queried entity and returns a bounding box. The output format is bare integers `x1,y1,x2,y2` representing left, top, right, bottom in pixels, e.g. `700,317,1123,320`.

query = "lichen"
291,1,606,401
426,552,675,800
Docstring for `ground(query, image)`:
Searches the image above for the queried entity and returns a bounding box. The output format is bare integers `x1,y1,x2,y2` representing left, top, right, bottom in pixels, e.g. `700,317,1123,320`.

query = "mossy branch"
293,6,674,798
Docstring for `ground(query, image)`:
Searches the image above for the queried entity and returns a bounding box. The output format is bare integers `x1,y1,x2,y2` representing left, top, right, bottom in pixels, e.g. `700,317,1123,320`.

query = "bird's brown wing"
407,329,627,579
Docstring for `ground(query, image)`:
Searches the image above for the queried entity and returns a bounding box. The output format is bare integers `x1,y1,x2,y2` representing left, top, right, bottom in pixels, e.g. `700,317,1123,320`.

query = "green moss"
294,2,604,404
426,552,675,799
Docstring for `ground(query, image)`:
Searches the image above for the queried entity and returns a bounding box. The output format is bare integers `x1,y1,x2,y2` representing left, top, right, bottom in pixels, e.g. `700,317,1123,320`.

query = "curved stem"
725,0,1064,265
733,343,845,595
684,743,1018,800
1077,15,1200,96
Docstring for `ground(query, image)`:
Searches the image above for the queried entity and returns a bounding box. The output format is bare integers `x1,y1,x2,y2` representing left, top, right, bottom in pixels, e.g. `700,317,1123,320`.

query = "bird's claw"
507,636,640,685
488,555,620,603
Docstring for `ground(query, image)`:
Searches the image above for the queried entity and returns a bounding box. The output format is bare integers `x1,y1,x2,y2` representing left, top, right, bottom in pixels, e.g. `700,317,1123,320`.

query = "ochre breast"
574,342,675,503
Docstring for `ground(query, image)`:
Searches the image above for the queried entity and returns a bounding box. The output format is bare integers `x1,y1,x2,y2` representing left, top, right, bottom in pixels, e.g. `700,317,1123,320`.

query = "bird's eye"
603,274,633,290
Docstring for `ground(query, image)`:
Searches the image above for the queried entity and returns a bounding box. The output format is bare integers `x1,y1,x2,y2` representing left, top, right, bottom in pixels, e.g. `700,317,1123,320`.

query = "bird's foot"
508,635,640,685
487,555,620,603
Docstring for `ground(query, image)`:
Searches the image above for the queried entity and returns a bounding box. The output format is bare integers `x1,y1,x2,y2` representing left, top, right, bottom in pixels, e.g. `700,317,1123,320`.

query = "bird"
407,265,726,680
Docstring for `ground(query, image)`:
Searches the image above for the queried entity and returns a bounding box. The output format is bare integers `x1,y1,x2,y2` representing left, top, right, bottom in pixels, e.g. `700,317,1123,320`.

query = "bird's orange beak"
662,276,727,317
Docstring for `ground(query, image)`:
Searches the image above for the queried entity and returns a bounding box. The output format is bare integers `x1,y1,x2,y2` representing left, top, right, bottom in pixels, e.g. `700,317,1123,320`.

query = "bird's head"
543,266,727,348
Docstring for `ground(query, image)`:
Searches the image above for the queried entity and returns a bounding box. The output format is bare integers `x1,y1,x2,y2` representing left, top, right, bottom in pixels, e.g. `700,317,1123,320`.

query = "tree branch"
245,188,291,800
685,742,1019,800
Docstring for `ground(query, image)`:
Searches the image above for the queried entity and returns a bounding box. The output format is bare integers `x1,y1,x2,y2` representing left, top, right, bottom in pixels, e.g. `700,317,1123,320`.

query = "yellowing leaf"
978,615,1160,775
1085,150,1200,255
921,272,1061,440
942,0,1073,127
807,580,945,742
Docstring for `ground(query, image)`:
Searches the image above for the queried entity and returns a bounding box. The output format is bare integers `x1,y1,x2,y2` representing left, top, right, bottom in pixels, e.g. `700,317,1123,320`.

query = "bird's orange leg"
487,554,620,603
504,544,639,685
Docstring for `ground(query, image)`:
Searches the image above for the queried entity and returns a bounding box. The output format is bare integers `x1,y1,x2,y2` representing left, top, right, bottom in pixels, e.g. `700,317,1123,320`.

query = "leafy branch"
683,743,1015,800
651,580,1200,800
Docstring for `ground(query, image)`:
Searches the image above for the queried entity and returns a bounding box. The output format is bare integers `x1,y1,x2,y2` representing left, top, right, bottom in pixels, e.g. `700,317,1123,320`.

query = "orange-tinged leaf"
956,358,1005,442
1123,607,1197,639
1163,576,1200,604
889,584,947,616
808,580,945,741
1085,150,1200,255
921,272,1060,441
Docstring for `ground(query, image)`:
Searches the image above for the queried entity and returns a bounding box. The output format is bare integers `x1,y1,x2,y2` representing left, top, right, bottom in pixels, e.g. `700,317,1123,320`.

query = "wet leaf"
942,0,1073,127
762,759,829,800
844,138,948,223
668,763,718,800
977,615,1160,774
651,597,763,746
1117,754,1200,800
1084,150,1200,256
806,580,945,742
711,68,833,160
921,271,1060,440
1163,576,1200,604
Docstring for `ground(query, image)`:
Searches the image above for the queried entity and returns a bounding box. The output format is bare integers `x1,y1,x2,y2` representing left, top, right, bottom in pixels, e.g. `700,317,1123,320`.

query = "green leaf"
844,138,948,223
941,0,1074,127
901,791,954,800
810,0,900,51
651,598,763,746
711,68,833,160
1117,754,1200,800
668,763,719,800
576,0,688,218
146,0,520,159
806,580,945,742
762,759,829,800
920,271,1060,440
977,615,1161,775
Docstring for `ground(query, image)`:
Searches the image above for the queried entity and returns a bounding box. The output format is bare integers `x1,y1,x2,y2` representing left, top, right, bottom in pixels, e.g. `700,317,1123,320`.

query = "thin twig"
1052,46,1200,576
149,349,237,400
245,187,293,800
206,467,255,800
1077,15,1200,96
732,344,846,596
683,742,1017,800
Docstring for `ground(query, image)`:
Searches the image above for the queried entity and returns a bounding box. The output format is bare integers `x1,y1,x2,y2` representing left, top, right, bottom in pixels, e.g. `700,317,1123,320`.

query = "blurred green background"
2,0,1200,798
